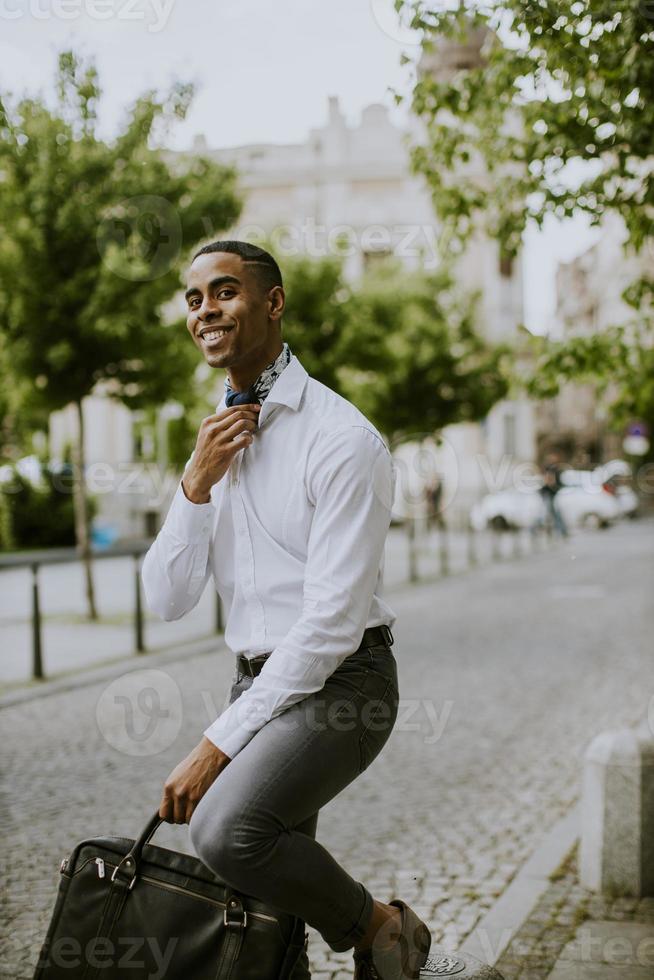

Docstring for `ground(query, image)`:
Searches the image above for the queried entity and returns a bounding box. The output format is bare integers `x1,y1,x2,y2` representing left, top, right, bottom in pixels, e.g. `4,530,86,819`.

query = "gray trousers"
189,642,399,953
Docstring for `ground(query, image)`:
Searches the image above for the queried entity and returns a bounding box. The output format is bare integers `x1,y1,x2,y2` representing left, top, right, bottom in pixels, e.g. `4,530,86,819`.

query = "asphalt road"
1,518,652,979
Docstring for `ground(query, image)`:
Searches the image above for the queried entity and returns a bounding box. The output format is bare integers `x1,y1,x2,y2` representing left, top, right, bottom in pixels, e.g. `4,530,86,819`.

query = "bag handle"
110,808,167,888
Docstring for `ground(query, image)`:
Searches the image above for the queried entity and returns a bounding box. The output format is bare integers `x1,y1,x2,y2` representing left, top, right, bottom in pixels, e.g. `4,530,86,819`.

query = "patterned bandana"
223,342,292,406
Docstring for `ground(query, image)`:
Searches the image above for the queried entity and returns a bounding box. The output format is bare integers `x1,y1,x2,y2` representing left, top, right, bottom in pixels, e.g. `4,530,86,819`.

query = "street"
1,518,652,979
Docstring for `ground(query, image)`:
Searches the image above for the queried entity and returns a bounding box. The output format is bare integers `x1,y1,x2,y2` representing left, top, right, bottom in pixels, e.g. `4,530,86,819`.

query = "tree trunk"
72,398,98,621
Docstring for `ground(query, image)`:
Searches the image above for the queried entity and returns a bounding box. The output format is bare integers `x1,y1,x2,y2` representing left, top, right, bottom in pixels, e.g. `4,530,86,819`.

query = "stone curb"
462,805,580,966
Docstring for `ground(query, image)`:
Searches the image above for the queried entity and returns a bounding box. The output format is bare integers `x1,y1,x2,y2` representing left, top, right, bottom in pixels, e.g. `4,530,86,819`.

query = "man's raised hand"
182,405,261,504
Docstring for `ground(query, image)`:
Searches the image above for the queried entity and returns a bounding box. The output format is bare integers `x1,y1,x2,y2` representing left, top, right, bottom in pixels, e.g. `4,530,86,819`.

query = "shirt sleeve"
203,425,396,759
141,455,215,621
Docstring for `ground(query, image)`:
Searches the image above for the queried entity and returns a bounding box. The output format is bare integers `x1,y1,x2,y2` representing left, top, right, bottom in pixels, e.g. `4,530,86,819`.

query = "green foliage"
278,253,354,395
263,249,509,441
399,1,653,256
524,320,654,458
1,463,97,550
166,368,224,471
399,1,653,443
337,258,511,440
0,487,13,549
0,49,242,417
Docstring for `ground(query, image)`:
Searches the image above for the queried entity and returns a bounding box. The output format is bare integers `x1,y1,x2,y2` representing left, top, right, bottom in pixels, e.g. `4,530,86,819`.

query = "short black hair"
192,240,283,293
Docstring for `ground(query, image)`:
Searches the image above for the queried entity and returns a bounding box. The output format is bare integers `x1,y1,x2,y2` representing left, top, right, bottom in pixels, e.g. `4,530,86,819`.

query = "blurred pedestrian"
425,473,445,532
538,452,569,538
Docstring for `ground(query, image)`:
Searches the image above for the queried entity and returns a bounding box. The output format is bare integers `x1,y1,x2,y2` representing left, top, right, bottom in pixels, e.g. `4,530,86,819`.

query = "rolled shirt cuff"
165,480,215,542
203,698,269,759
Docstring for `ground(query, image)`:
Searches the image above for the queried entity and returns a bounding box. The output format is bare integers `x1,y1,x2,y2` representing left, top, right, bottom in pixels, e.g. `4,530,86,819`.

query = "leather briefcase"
33,807,309,980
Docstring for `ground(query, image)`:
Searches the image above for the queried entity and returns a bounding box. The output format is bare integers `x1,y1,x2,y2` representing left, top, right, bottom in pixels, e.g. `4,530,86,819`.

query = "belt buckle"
242,653,270,677
380,625,394,647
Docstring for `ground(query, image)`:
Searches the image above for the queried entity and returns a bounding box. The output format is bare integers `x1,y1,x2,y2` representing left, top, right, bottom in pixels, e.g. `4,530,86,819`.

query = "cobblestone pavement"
494,846,654,979
1,519,652,978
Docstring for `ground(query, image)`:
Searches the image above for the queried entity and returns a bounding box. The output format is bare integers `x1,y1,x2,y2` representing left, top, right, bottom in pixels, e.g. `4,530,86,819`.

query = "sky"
0,0,599,334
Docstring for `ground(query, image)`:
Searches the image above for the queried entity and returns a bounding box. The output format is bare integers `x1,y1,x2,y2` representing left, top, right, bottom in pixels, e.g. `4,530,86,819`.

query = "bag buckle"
224,899,247,929
111,858,137,891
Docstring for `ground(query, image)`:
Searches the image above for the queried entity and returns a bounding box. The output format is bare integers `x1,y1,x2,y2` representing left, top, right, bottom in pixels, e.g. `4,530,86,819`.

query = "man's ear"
268,285,285,321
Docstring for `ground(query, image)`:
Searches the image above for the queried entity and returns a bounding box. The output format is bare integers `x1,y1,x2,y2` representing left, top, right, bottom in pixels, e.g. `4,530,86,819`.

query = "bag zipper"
98,859,279,925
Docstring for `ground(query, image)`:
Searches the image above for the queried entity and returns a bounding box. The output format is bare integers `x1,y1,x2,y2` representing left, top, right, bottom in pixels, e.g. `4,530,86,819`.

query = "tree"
337,258,511,443
397,0,654,446
279,253,353,395
0,51,242,617
521,319,654,464
398,0,653,257
263,246,509,441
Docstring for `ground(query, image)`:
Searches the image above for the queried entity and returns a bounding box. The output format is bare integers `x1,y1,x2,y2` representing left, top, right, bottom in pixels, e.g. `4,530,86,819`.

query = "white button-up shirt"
141,353,397,759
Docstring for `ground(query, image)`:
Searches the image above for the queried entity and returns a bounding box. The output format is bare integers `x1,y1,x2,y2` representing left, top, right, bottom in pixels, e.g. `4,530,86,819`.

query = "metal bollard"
467,522,477,568
438,524,449,576
134,553,145,653
407,518,418,583
512,527,521,558
31,563,44,680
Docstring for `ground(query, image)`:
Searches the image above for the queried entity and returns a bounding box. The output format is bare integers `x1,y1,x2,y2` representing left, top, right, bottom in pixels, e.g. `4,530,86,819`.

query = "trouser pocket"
357,673,399,774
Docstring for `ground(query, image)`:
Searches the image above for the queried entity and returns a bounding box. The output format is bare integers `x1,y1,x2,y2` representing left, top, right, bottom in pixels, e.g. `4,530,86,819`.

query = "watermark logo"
0,0,176,32
96,668,183,756
370,0,424,46
97,195,182,282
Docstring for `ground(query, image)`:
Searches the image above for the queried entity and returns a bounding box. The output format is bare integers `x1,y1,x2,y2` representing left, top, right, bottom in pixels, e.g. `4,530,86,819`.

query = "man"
538,452,569,538
141,241,431,980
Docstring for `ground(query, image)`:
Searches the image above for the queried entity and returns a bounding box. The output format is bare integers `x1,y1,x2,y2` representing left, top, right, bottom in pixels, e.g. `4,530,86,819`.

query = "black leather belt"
236,624,394,679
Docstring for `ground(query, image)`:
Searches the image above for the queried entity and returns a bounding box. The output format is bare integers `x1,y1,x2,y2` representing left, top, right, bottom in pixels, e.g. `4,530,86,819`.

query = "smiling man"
141,240,433,980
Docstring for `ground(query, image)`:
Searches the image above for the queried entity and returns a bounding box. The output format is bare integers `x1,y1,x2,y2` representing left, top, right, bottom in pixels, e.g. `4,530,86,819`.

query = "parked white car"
470,478,623,531
560,460,638,519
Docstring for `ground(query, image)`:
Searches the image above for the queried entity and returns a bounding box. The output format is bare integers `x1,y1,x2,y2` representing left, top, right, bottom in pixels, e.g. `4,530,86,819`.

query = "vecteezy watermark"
390,432,460,517
199,688,454,746
96,669,183,756
36,935,178,979
0,460,181,508
0,0,175,32
577,927,654,967
231,218,442,269
96,195,182,281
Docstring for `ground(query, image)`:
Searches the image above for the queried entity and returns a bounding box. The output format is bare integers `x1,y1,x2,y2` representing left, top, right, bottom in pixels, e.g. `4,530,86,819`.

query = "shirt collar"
217,350,308,415
223,341,291,405
261,354,308,412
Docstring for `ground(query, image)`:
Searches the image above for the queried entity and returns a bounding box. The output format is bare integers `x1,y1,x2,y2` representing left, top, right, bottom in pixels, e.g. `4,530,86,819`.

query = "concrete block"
580,728,654,897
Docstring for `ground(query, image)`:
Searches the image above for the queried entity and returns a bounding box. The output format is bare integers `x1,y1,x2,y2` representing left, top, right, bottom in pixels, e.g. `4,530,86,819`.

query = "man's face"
184,251,280,371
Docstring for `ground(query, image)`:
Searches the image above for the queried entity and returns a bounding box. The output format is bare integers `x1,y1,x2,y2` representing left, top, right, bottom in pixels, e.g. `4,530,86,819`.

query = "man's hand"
183,405,261,504
159,737,232,824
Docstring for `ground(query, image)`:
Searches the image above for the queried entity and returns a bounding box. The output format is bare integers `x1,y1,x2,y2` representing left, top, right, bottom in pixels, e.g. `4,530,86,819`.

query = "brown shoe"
353,900,431,980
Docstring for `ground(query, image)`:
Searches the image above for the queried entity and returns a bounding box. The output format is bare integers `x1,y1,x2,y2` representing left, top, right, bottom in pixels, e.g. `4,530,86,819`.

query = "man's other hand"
159,737,232,824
